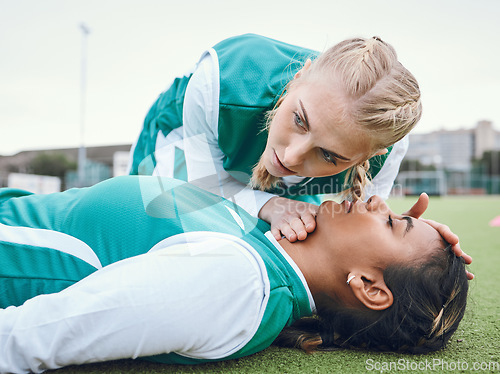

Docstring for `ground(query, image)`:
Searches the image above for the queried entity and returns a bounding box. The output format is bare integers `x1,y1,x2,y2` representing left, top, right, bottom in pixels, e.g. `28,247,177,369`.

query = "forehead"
404,218,444,260
294,80,372,160
295,78,351,123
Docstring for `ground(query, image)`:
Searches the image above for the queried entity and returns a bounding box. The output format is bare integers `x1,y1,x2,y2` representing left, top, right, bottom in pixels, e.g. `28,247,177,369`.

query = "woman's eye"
388,215,393,228
321,149,337,165
294,112,306,129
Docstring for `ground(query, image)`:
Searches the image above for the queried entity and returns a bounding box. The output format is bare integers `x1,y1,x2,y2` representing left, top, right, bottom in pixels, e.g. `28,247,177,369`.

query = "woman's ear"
347,272,393,311
294,59,312,79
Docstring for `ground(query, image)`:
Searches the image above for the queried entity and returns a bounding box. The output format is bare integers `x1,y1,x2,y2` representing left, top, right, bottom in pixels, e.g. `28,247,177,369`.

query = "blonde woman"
129,34,419,240
128,33,471,268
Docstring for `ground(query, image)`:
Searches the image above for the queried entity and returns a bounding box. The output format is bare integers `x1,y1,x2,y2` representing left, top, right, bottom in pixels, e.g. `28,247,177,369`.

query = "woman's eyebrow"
403,216,414,236
299,100,351,161
298,100,311,130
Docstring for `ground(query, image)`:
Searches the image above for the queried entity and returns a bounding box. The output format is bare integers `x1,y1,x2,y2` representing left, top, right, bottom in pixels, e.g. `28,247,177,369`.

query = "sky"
1,0,499,156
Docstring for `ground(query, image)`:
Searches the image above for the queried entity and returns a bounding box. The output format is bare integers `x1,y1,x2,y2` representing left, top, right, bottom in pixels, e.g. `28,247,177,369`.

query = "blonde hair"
251,36,422,201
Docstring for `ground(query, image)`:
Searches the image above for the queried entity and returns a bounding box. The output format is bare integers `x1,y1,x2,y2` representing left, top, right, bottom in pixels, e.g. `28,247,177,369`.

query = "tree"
29,153,77,178
472,151,500,176
399,159,437,172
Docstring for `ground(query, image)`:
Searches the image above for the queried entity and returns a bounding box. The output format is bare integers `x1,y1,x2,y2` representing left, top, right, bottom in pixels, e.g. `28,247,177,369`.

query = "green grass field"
49,196,500,374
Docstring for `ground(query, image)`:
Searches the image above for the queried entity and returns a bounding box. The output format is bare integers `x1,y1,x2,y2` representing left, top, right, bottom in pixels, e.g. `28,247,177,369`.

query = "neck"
276,231,362,309
279,234,342,297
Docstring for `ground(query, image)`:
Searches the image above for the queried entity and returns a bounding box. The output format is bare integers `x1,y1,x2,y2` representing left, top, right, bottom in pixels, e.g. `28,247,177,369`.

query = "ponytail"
342,160,371,202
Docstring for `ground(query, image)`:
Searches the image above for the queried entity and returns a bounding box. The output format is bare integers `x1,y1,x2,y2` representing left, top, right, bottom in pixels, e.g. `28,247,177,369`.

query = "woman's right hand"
258,196,319,242
403,193,474,280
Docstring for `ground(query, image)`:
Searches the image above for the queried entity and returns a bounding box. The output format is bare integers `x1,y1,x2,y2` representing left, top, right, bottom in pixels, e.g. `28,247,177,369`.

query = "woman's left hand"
259,196,319,242
403,193,474,280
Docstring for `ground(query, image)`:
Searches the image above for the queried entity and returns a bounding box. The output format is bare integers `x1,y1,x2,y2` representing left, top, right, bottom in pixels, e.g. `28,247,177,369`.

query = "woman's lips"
272,150,295,176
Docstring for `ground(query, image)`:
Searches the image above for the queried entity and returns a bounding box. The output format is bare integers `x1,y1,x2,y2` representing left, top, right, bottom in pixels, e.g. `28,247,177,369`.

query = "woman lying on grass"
0,176,469,372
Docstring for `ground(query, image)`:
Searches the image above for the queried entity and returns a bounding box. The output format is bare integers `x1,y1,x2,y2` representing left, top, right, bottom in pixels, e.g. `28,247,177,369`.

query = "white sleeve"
182,50,275,217
364,136,409,200
0,238,268,373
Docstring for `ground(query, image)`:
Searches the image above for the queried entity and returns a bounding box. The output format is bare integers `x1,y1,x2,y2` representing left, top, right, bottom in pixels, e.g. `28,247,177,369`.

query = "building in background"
397,120,500,195
7,173,61,194
0,144,131,190
2,122,499,196
405,120,500,171
113,151,131,177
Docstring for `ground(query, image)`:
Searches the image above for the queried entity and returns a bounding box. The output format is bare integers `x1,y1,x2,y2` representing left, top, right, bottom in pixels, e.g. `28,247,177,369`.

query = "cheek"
333,224,377,258
268,115,285,142
347,221,395,258
269,117,295,151
373,235,410,264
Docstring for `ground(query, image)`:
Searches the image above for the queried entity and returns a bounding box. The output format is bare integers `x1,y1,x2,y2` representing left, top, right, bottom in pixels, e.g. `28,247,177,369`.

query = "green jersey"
129,34,404,217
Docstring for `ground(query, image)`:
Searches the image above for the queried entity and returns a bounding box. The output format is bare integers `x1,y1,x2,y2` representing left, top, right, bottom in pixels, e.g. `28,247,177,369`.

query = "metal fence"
395,171,500,196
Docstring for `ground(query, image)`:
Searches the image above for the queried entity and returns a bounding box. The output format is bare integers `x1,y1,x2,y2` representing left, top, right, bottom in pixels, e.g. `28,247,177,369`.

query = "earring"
347,275,355,285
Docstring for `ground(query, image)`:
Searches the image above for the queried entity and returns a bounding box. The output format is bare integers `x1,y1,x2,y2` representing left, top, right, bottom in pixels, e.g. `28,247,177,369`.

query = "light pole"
78,23,90,187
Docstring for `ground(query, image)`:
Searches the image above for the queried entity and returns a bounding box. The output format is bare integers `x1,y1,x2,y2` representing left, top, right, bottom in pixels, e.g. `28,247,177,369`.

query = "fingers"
463,254,473,265
290,217,308,241
422,218,473,261
450,243,472,264
277,218,301,242
404,196,474,281
420,217,473,280
451,243,463,257
420,218,459,245
270,218,300,242
273,218,309,242
271,212,318,242
289,208,318,240
403,192,429,218
302,211,317,233
271,227,283,242
263,199,319,243
460,252,473,265
451,243,474,278
452,244,474,280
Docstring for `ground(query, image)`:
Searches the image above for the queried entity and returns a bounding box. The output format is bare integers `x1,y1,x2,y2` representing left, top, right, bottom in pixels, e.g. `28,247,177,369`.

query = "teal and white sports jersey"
128,34,409,217
0,176,313,372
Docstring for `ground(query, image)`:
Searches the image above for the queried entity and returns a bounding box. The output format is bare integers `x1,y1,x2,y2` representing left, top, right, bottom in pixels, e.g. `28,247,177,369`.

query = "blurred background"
1,0,499,195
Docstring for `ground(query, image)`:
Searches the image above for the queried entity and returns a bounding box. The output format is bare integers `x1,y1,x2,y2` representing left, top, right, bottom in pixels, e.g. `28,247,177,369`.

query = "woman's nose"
283,143,308,168
365,195,387,212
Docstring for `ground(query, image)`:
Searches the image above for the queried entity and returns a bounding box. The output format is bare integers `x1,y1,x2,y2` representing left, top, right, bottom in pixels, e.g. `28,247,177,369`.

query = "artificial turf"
49,195,500,374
